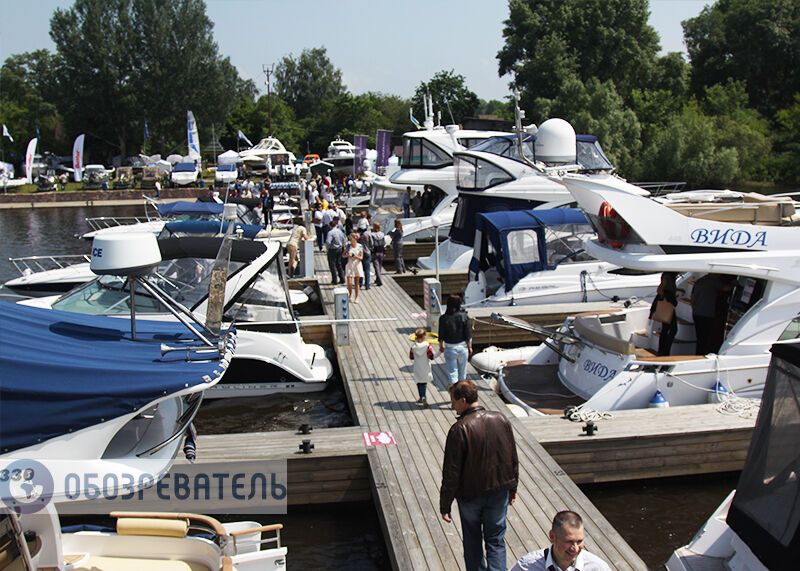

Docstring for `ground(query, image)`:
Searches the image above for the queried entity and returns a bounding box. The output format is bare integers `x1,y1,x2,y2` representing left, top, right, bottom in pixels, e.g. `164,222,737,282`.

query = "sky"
0,0,711,101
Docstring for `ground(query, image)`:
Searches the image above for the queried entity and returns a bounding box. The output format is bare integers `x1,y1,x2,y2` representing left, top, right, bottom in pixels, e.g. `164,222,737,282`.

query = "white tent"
166,154,183,165
218,150,241,165
154,160,172,174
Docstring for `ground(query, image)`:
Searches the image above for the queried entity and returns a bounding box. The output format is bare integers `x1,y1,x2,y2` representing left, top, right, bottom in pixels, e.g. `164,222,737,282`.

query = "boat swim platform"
310,250,646,570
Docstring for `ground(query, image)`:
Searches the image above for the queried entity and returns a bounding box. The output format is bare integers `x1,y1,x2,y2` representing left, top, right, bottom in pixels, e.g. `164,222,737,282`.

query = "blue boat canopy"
469,208,589,292
0,302,231,454
157,201,224,217
164,220,262,239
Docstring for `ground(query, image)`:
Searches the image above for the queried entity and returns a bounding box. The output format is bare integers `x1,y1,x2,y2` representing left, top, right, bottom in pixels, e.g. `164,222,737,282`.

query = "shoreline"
0,187,212,209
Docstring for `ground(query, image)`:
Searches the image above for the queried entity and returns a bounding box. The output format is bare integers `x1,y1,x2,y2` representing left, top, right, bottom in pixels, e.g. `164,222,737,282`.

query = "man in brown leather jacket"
440,380,518,571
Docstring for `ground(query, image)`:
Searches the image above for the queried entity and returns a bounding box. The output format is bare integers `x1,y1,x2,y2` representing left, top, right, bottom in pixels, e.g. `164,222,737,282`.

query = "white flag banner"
25,138,37,184
187,111,201,162
72,134,85,182
237,129,253,148
2,124,12,142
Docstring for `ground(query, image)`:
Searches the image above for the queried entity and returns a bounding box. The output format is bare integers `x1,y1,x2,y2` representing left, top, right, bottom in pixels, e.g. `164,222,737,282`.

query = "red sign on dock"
363,431,396,447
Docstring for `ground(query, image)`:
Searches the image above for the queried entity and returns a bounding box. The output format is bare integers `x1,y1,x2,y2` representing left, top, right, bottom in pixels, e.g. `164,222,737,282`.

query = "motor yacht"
170,161,200,186
215,162,239,185
495,175,800,414
666,342,800,571
20,234,333,397
462,208,660,308
239,137,297,177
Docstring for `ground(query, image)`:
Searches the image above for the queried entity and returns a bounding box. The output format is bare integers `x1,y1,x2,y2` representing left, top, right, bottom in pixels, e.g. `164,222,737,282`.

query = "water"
0,204,744,568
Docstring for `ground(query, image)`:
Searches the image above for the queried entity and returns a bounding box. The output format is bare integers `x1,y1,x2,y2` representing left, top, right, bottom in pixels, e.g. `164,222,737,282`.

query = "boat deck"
313,250,646,570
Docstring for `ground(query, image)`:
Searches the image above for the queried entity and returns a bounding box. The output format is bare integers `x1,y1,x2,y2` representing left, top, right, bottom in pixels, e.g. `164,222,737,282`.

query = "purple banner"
354,134,367,175
376,129,392,170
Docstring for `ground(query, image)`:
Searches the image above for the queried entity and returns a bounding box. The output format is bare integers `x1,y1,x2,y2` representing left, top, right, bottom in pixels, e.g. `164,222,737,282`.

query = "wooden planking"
520,406,755,484
382,241,437,265
313,249,646,570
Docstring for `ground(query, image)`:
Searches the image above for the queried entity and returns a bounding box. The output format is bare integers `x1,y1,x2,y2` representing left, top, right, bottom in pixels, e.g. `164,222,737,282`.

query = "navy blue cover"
0,302,228,454
471,209,588,291
164,220,262,239
157,202,224,217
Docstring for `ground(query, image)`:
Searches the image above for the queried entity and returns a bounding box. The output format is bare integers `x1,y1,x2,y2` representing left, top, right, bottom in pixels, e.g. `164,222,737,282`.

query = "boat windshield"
402,137,451,168
51,258,245,315
469,136,535,161
455,155,513,191
218,164,236,172
173,163,196,172
543,223,595,266
577,138,614,171
225,254,296,331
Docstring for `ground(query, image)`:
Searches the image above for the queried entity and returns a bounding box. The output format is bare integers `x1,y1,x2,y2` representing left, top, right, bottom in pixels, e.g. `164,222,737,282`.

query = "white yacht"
20,235,333,397
667,342,800,571
496,175,800,414
463,207,660,309
0,248,287,569
170,161,200,186
239,137,297,176
417,120,596,271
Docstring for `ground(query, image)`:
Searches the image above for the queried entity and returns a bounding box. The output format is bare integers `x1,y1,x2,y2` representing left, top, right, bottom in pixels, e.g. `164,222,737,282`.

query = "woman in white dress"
345,232,364,303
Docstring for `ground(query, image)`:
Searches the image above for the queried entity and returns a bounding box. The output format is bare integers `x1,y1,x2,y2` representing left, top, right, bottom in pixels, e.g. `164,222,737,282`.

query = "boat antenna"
443,95,456,125
513,90,537,169
423,92,435,130
262,63,275,136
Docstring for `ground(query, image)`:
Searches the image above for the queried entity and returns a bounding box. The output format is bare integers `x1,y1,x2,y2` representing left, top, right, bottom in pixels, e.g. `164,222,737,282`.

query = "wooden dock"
313,251,646,570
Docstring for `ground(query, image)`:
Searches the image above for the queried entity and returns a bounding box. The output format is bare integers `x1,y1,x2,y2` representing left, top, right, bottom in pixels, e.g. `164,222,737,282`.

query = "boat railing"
84,215,153,232
9,254,91,276
636,182,687,195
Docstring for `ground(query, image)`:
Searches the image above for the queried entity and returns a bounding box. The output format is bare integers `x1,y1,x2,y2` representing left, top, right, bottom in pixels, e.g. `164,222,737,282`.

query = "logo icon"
0,460,54,514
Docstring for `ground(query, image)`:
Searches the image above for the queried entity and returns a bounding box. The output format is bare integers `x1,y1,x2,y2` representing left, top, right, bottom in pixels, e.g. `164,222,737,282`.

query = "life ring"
598,201,629,248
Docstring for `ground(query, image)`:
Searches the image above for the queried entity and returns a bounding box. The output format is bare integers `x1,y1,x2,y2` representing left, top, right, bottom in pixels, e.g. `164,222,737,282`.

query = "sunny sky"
0,0,711,101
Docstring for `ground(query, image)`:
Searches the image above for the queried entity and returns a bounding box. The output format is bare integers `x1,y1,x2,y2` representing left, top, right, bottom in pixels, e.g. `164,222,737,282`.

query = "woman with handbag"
650,272,678,356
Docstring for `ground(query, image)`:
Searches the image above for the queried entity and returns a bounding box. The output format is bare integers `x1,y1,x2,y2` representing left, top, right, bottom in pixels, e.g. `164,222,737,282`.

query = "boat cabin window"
455,156,512,191
726,276,767,334
468,136,535,162
576,139,614,171
225,255,297,333
402,138,451,168
457,137,491,150
506,230,540,265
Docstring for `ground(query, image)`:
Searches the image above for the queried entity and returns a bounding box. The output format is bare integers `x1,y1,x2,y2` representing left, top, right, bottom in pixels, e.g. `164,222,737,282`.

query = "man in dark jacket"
440,380,518,571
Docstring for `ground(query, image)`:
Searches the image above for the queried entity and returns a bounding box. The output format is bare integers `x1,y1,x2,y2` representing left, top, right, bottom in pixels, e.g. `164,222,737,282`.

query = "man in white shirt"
510,511,610,571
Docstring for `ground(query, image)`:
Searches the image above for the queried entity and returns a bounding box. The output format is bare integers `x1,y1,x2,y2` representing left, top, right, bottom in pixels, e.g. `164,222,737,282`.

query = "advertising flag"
376,129,392,169
25,138,38,184
237,130,253,148
353,135,367,175
2,124,12,142
187,111,201,162
72,134,85,182
144,120,150,141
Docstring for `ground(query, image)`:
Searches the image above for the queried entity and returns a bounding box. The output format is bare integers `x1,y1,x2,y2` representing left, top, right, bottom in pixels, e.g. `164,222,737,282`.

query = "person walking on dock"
439,295,473,384
345,232,365,303
410,327,434,405
440,380,518,571
509,511,610,571
369,222,386,287
388,219,406,274
325,219,347,285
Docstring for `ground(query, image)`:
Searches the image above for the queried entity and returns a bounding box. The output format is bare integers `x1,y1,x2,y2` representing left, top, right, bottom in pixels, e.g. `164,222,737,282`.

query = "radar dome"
534,118,576,163
90,233,161,276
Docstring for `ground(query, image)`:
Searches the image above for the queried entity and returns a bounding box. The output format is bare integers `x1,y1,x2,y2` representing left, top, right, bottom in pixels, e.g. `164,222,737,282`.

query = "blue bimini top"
157,201,224,217
164,220,262,239
0,301,234,454
470,208,588,292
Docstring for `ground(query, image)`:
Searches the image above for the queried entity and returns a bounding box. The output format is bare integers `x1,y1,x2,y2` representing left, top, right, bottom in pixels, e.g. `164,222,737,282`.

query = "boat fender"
649,390,669,408
708,381,729,403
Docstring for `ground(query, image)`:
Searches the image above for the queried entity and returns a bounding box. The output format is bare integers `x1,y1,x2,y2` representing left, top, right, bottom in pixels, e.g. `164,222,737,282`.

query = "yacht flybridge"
496,174,800,413
417,120,613,272
21,234,333,397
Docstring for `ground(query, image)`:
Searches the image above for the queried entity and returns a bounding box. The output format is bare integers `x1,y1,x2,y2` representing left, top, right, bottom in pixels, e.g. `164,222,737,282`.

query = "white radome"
90,233,162,276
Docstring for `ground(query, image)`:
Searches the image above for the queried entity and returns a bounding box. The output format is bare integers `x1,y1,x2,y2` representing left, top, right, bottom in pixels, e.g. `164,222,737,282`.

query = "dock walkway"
313,250,646,570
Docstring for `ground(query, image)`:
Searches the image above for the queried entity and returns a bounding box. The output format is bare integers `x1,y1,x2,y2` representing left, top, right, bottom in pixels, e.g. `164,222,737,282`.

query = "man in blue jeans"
440,380,519,571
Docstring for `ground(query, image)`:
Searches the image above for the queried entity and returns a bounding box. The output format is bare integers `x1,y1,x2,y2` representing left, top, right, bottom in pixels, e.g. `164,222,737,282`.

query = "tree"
0,50,64,159
49,0,252,158
497,0,660,108
223,94,304,153
477,99,513,120
683,0,800,118
773,94,800,184
412,70,479,125
274,47,345,121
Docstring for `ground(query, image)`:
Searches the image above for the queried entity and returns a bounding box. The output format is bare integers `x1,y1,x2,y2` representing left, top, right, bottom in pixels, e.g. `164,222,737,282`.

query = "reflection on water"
583,473,740,569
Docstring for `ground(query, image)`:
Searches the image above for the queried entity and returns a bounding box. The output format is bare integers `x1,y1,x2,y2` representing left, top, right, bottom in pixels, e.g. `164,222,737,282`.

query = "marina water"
1,203,740,568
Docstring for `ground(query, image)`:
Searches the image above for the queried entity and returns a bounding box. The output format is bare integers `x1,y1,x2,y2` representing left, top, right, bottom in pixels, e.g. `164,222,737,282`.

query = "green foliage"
412,70,479,125
274,47,346,121
49,0,252,158
477,99,513,120
683,0,800,119
772,95,800,184
0,50,64,158
498,0,659,107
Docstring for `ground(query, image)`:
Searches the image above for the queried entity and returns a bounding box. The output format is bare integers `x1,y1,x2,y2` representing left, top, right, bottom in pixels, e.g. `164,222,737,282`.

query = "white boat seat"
67,555,211,571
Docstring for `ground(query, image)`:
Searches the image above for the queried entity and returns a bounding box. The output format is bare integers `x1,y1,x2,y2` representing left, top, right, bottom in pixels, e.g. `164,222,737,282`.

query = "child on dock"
409,328,434,406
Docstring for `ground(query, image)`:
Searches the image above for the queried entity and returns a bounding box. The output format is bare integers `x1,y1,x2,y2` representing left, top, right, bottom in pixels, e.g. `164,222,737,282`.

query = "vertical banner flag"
353,135,367,176
72,134,85,182
25,138,38,184
409,108,422,130
237,130,253,148
187,111,201,162
144,120,150,141
376,129,392,171
2,124,12,142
